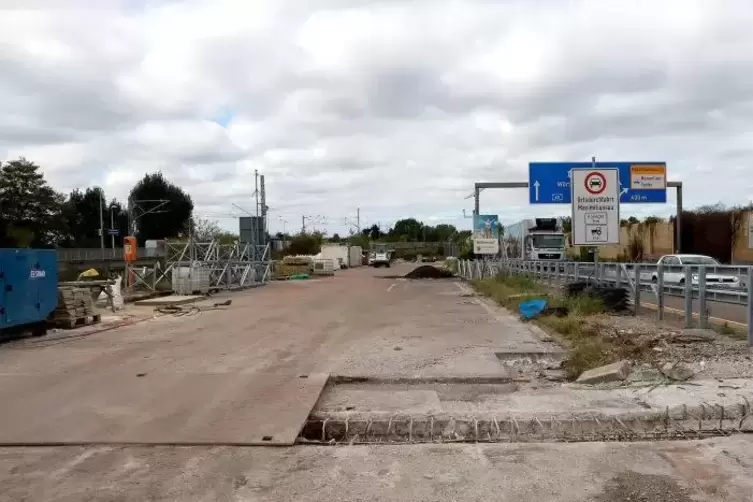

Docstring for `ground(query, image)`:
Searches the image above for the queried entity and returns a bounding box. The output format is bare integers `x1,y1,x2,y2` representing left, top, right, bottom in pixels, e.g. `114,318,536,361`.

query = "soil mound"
404,265,455,279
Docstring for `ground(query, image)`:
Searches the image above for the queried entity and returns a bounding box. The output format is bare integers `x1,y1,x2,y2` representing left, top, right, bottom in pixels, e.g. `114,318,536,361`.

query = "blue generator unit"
0,249,58,332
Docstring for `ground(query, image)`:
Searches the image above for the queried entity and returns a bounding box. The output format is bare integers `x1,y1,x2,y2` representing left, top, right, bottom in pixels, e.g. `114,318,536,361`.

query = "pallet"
48,314,101,330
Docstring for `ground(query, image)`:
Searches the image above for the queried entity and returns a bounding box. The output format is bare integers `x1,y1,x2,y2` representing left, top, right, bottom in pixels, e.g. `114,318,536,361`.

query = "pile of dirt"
404,265,455,279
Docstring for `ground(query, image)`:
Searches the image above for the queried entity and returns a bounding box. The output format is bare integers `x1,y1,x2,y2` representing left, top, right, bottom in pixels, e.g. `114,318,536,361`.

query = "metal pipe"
698,266,708,329
633,264,641,316
668,181,682,253
684,266,693,328
657,263,665,320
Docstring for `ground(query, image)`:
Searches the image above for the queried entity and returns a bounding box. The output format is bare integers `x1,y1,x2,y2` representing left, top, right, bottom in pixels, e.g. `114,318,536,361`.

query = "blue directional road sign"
529,162,667,204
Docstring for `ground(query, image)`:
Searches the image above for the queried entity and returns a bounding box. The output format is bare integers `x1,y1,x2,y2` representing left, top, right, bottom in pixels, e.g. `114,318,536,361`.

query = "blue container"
0,249,58,330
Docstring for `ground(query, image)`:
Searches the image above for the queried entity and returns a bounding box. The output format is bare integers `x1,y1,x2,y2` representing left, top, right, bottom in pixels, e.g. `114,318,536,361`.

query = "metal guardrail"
56,248,165,262
457,259,753,344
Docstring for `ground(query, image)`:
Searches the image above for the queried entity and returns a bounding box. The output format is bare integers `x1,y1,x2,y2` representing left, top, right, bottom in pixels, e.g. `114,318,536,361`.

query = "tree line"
278,218,473,257
0,156,473,251
0,158,198,248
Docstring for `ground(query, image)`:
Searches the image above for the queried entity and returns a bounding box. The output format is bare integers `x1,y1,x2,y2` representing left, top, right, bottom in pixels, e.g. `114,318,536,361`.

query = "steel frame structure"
125,239,271,292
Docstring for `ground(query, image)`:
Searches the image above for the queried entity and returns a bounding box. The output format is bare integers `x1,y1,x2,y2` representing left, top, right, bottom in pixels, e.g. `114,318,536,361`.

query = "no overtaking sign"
571,168,620,246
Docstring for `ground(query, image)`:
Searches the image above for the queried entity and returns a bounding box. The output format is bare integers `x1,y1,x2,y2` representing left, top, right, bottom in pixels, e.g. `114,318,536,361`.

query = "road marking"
387,283,396,292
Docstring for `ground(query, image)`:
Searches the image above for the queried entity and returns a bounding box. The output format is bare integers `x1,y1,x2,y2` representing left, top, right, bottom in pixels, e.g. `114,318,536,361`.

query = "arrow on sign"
619,182,628,197
533,180,540,201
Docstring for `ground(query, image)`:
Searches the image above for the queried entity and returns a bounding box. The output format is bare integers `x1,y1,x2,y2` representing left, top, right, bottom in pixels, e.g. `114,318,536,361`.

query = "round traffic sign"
584,172,607,195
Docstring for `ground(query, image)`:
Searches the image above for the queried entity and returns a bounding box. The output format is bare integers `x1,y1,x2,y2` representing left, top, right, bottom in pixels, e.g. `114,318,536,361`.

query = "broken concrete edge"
576,360,632,385
307,398,753,422
328,375,516,385
300,397,753,443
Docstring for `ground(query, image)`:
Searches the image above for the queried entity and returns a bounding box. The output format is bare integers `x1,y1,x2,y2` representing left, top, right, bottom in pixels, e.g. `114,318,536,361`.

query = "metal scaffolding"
125,239,271,293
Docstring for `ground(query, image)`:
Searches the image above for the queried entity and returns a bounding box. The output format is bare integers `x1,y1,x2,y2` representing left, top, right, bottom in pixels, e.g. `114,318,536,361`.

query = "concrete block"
576,360,631,384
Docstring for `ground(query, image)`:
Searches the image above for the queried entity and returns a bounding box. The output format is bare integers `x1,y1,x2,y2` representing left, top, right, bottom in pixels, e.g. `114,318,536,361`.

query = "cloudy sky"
2,0,752,235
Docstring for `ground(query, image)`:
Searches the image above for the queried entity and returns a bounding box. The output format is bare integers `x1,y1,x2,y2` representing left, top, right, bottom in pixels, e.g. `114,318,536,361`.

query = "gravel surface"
598,315,753,380
593,471,695,502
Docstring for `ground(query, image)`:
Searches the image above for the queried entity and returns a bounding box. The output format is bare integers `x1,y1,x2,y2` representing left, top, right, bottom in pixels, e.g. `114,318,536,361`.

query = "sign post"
571,168,620,246
472,214,500,255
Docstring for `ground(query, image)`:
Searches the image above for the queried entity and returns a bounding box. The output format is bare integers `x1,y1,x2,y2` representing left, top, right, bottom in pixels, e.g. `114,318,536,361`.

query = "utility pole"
254,169,259,218
260,174,267,245
356,207,361,234
98,189,104,257
302,215,306,233
110,205,115,249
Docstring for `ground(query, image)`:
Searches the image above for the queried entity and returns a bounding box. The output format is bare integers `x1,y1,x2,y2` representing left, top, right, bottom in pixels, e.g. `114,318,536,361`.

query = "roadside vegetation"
472,275,656,380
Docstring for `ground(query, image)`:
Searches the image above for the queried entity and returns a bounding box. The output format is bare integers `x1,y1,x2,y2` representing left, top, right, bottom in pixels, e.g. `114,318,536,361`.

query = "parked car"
651,254,741,287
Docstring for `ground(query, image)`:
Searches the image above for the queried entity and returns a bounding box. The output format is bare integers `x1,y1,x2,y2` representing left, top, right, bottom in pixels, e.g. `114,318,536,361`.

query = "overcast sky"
2,0,752,235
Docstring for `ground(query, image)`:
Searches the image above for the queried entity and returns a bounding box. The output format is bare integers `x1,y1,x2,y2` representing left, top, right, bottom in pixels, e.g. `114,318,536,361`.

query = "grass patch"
471,276,626,380
713,322,747,341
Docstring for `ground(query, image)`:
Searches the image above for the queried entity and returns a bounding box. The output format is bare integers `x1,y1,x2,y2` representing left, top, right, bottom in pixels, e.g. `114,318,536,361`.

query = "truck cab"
524,231,565,261
505,218,566,262
371,244,392,268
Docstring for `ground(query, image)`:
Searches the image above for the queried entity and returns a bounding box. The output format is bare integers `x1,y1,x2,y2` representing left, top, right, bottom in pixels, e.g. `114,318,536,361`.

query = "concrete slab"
4,438,753,501
134,295,204,306
0,371,328,445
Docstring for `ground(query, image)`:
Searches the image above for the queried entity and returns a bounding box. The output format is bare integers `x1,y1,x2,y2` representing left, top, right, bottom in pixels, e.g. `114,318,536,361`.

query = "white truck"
504,218,566,262
370,243,392,268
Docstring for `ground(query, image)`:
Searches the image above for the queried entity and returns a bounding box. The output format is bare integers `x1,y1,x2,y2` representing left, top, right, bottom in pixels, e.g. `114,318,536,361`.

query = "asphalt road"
641,293,750,326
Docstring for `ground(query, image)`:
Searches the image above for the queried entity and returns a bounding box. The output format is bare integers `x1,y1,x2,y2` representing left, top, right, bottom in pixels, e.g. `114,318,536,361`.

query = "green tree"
128,172,193,242
107,199,130,245
432,223,458,242
389,218,423,241
348,231,370,249
192,217,222,241
63,187,108,248
0,158,66,247
367,224,382,240
191,217,238,244
287,231,323,255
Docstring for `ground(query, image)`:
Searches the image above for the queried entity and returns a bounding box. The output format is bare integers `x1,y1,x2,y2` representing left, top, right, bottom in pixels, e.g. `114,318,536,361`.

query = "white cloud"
2,0,753,235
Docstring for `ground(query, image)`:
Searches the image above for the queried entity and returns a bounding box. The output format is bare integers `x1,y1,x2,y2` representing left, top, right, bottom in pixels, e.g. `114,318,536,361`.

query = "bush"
286,233,322,256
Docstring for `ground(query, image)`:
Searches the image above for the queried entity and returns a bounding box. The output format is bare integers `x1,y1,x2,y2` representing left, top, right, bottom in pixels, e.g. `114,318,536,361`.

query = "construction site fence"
457,259,753,345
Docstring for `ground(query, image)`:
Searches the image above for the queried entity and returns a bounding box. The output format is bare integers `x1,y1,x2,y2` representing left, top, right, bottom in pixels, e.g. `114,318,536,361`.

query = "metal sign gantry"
472,181,684,253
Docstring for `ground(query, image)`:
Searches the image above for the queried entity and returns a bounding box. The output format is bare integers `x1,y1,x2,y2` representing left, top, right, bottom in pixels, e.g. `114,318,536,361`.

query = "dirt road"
0,263,550,446
2,263,752,500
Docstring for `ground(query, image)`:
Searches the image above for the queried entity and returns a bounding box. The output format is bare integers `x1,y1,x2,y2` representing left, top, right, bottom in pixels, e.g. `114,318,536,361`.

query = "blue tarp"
518,299,548,320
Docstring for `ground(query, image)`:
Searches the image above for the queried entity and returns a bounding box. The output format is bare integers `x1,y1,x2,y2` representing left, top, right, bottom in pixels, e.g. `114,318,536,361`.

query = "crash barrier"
457,259,753,345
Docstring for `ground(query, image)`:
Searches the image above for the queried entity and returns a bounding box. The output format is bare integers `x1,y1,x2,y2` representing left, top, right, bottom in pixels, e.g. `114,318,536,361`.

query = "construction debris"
404,265,454,279
565,281,629,311
275,256,313,278
576,360,632,384
660,362,695,382
49,287,100,329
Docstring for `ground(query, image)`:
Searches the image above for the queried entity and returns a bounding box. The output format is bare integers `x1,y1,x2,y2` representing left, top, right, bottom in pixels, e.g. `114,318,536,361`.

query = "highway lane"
639,291,749,327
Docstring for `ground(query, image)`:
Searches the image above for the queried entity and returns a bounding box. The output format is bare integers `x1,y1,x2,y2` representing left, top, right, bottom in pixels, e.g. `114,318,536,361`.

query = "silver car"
651,254,741,288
